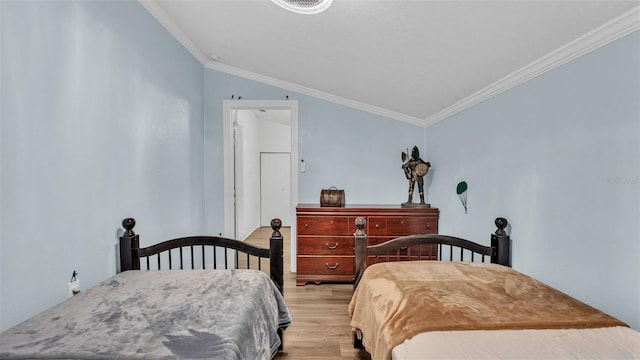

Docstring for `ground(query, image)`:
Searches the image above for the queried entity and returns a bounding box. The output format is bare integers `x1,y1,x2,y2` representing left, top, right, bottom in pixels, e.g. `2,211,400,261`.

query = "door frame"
223,100,298,272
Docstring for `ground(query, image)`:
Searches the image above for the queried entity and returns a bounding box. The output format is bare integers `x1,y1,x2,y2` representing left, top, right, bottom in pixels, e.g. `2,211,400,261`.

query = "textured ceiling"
143,0,640,126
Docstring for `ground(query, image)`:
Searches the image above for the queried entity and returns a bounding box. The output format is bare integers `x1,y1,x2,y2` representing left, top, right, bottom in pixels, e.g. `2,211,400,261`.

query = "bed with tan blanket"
349,217,640,360
0,218,291,360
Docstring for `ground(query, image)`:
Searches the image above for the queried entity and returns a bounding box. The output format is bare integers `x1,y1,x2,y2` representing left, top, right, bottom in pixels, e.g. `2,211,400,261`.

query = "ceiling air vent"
271,0,332,14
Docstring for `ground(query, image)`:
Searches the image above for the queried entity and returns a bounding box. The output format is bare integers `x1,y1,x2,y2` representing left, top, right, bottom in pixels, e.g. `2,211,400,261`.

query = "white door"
260,153,291,226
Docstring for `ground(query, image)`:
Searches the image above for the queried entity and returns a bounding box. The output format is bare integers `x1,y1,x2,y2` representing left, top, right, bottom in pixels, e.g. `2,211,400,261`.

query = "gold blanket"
348,261,627,360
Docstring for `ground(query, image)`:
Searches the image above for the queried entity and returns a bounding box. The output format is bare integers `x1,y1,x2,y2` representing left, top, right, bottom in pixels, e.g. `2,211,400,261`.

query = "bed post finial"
495,217,507,236
355,217,366,236
269,218,284,296
270,218,282,237
119,218,140,272
491,217,511,267
122,218,136,236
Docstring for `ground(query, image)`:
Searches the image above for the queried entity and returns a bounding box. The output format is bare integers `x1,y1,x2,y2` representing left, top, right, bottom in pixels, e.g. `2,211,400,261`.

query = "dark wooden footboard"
353,217,511,289
119,218,284,294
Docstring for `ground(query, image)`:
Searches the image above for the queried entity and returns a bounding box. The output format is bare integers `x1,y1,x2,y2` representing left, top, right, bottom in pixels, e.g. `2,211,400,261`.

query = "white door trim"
223,100,298,273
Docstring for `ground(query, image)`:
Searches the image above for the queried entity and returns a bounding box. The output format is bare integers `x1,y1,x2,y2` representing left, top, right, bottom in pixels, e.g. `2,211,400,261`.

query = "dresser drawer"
297,236,354,255
367,216,387,235
297,256,354,276
297,216,316,235
315,216,349,235
367,236,437,258
387,217,437,235
298,216,350,235
368,236,394,246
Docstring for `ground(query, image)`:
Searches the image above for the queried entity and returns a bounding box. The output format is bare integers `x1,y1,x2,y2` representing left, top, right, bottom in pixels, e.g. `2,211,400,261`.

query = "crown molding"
423,5,640,127
140,1,638,128
205,62,426,126
138,0,208,65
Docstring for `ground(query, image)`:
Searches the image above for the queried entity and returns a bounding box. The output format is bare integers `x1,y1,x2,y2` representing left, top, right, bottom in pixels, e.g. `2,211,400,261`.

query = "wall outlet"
67,279,81,298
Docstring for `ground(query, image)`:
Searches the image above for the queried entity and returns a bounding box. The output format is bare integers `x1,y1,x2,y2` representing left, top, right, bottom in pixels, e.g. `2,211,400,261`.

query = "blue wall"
203,69,425,234
0,1,204,330
426,32,640,329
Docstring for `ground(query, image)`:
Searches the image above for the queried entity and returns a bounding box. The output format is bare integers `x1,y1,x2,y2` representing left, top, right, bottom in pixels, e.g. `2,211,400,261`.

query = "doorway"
223,100,299,272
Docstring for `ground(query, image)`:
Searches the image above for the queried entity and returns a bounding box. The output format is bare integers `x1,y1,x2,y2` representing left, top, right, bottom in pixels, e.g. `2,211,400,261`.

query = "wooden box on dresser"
296,204,439,286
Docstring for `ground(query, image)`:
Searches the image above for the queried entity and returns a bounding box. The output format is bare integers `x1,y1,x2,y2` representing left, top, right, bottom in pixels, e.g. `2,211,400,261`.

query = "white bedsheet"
392,326,640,359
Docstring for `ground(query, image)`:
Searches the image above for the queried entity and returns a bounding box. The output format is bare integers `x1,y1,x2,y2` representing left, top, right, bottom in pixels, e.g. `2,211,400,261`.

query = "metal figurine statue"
401,146,431,208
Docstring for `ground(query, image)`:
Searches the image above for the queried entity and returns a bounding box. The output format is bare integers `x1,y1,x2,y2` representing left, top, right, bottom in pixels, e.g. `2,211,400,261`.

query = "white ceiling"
142,0,640,127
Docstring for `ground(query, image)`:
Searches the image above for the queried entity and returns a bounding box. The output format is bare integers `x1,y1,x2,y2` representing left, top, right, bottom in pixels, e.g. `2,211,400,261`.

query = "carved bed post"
353,217,367,290
119,218,140,272
269,218,284,295
353,216,367,349
491,217,511,267
269,218,285,351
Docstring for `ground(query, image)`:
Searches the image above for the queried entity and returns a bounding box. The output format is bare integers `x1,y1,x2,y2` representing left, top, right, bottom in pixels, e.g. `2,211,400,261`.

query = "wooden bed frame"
0,218,289,358
354,216,511,289
119,217,284,293
352,216,511,349
349,217,638,359
119,217,286,350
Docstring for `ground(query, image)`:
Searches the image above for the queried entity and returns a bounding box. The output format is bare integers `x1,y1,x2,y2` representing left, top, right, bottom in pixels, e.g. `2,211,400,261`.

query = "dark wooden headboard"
353,217,511,289
119,218,285,294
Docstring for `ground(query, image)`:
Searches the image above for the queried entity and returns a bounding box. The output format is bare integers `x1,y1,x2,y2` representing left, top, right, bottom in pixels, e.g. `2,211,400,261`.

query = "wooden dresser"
296,204,439,285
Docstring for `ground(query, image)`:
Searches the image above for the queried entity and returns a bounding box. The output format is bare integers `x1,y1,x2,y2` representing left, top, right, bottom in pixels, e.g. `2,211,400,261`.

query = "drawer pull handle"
325,242,339,250
375,224,380,229
304,223,309,228
401,220,404,224
325,262,340,270
425,224,430,229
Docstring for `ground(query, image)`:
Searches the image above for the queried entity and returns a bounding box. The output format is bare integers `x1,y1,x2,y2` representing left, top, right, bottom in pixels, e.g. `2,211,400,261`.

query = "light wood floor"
244,227,370,360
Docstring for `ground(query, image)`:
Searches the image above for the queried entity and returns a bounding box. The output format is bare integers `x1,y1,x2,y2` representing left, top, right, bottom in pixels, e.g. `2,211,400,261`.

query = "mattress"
391,326,640,359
